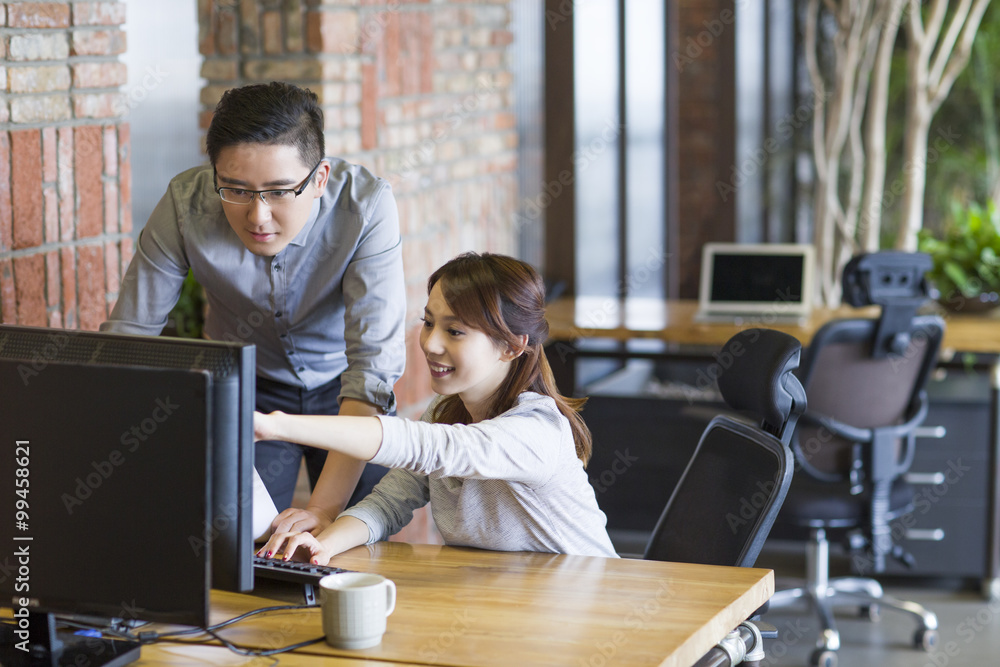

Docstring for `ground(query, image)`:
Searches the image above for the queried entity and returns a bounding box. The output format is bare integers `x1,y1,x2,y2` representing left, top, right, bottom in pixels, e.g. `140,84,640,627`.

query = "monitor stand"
1,611,141,667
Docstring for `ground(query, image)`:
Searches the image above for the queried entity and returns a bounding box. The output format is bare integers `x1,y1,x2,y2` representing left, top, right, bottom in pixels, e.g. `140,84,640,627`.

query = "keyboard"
253,555,350,603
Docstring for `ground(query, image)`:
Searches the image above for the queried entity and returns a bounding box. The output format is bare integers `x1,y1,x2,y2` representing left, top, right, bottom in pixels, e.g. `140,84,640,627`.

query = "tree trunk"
807,0,884,305
896,0,992,249
805,0,989,293
861,1,906,250
898,21,933,251
972,33,1000,205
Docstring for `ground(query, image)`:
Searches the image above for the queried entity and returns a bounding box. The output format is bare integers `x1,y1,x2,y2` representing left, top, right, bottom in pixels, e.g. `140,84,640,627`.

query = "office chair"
644,328,804,569
767,252,945,667
642,328,804,667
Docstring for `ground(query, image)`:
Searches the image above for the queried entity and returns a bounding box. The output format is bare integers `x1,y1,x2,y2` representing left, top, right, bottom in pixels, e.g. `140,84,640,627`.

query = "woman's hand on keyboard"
257,530,332,566
257,515,371,565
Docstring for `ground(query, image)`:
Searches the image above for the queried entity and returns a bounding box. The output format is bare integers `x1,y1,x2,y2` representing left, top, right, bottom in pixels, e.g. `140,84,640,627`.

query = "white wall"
121,2,205,235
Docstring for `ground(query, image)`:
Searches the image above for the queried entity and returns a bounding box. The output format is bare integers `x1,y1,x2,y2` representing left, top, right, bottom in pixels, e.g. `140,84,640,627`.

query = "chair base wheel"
914,628,939,652
810,648,838,667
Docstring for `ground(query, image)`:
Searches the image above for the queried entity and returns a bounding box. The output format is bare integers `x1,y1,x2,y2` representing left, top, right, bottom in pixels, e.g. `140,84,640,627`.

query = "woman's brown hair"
427,252,592,465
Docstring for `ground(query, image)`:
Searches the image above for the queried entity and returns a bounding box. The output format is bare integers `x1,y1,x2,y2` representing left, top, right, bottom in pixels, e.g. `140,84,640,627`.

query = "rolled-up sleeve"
339,181,406,413
339,468,430,543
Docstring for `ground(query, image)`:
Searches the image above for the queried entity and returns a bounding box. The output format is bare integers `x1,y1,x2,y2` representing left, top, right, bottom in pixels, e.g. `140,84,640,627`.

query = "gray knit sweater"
339,392,619,558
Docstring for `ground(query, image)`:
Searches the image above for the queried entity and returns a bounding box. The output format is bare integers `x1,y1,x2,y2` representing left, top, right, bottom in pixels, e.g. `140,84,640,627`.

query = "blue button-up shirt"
101,158,406,412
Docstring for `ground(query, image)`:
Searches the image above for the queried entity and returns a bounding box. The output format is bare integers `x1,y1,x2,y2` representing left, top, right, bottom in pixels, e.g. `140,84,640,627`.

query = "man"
102,81,406,538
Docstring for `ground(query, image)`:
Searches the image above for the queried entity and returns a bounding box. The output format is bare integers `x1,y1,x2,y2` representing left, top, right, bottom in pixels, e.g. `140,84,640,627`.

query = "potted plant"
917,199,1000,313
164,269,207,338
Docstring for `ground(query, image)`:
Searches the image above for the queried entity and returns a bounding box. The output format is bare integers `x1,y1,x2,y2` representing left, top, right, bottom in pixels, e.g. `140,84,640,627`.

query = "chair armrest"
798,410,873,444
793,391,929,484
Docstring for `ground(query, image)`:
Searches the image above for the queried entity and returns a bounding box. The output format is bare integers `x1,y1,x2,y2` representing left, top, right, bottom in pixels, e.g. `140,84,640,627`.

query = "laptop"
694,243,816,324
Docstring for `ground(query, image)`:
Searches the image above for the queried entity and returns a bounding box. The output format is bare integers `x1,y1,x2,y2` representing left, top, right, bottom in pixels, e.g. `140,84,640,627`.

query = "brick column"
675,0,737,297
0,1,131,330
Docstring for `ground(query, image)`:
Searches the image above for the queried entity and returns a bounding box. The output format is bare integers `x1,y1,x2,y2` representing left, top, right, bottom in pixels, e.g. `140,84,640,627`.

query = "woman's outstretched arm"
254,410,384,461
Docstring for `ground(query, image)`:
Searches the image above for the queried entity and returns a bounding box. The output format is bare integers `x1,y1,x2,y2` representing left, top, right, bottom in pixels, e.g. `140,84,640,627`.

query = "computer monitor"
0,325,256,665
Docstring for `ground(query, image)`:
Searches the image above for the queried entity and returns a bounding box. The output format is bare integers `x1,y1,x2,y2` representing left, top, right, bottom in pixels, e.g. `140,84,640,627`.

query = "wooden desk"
135,643,393,666
544,296,1000,353
544,295,1000,596
145,543,773,667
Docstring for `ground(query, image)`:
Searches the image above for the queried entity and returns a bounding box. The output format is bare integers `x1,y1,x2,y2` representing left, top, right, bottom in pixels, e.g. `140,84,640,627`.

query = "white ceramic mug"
319,572,397,649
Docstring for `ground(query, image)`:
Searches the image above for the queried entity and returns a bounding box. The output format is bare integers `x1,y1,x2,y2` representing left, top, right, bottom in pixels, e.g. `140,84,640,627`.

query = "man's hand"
268,506,334,537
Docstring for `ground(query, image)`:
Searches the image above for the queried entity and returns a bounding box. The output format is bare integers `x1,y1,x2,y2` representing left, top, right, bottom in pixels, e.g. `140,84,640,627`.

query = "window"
122,4,204,236
544,0,675,300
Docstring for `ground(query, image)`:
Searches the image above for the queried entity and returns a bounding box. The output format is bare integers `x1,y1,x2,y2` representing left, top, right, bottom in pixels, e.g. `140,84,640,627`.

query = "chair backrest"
793,316,944,476
793,252,945,478
644,329,804,568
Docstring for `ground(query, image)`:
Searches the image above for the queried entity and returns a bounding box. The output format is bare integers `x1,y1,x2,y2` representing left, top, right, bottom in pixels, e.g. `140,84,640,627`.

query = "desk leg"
986,358,1000,602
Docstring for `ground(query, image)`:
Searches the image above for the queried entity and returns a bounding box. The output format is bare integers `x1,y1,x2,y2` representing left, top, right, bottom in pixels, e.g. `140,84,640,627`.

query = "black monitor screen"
710,253,805,304
0,361,212,626
0,325,256,601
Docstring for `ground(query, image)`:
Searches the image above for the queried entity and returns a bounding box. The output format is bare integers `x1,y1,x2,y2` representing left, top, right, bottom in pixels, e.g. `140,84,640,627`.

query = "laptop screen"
697,243,815,319
710,252,806,304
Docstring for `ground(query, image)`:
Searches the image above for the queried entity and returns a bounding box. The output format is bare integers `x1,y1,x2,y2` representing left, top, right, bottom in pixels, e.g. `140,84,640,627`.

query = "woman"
255,252,618,561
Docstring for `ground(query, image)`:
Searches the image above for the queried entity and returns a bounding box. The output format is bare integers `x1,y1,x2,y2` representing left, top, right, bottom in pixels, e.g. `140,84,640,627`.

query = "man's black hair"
206,81,324,168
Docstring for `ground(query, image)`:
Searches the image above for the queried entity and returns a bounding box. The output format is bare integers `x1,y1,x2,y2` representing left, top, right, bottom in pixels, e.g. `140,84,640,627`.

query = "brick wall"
1,1,130,330
197,0,519,420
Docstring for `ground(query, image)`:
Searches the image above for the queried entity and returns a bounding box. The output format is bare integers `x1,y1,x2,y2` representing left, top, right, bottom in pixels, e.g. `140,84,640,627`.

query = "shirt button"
297,366,305,372
273,264,281,271
275,311,282,317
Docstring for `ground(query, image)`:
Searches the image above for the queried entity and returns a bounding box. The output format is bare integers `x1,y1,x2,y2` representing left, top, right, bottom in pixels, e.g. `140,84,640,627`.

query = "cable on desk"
202,628,326,657
56,603,325,658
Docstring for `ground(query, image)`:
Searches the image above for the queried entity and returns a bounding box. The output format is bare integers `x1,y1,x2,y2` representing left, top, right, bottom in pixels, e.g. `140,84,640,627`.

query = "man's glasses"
215,161,323,206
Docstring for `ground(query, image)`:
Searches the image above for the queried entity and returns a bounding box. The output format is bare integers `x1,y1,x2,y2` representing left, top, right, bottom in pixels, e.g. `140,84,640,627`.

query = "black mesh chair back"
644,328,804,568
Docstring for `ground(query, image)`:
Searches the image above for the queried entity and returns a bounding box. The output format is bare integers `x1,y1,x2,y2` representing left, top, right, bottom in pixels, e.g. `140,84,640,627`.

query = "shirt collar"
287,197,322,248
